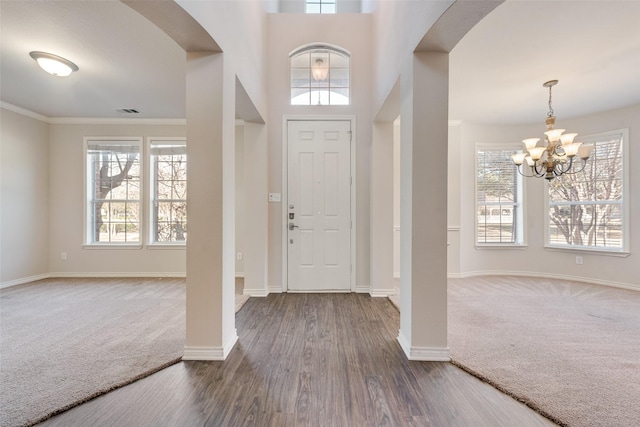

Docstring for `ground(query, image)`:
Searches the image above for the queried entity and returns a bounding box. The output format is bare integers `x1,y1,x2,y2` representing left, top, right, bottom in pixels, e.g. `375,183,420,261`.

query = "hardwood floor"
37,293,555,427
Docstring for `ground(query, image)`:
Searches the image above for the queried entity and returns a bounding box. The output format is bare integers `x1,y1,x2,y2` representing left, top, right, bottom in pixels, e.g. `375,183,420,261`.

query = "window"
547,129,628,252
290,45,349,105
149,138,187,244
306,0,336,14
476,145,524,245
85,138,141,244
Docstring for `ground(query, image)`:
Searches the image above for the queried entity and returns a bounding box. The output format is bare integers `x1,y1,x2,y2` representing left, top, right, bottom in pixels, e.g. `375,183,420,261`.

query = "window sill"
475,244,528,250
147,244,186,250
83,244,142,250
544,245,630,258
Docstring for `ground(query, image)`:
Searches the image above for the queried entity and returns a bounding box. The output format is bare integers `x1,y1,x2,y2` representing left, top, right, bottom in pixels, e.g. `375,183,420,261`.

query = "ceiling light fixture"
512,80,594,181
29,51,79,77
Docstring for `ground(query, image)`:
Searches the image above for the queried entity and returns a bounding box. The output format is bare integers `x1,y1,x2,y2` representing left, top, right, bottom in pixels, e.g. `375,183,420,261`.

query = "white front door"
287,120,352,292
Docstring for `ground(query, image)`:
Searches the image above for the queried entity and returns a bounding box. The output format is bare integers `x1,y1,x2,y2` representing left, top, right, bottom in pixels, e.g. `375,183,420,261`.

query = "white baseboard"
243,288,269,297
1,273,50,289
183,331,238,361
269,284,284,293
355,285,371,293
370,288,396,297
397,331,450,361
2,272,187,289
452,270,639,292
49,272,186,278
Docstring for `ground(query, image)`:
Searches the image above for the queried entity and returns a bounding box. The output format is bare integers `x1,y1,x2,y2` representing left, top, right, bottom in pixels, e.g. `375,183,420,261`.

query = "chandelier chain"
547,85,554,118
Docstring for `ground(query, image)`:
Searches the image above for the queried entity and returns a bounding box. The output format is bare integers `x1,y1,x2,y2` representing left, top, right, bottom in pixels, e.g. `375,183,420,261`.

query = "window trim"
475,142,527,248
305,0,336,14
84,137,143,247
544,128,629,255
147,137,187,246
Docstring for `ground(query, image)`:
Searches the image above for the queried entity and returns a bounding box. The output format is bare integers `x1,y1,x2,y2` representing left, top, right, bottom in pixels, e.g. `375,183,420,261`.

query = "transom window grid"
86,140,141,244
306,0,336,14
547,130,626,251
476,146,524,245
150,140,187,244
290,47,350,106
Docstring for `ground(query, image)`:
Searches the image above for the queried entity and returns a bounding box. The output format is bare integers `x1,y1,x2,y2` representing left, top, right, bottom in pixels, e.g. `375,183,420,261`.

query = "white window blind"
476,145,524,245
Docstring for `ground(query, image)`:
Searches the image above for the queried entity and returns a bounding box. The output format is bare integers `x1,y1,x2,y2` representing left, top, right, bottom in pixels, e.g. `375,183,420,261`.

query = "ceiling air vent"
116,108,140,114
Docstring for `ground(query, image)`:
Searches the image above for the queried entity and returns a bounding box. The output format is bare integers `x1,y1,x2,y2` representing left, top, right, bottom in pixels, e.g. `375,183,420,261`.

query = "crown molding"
1,101,49,122
49,117,186,125
1,101,185,125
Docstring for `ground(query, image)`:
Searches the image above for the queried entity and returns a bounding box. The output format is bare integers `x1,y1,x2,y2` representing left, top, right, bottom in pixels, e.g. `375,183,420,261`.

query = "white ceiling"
0,0,185,119
450,0,640,125
1,1,639,124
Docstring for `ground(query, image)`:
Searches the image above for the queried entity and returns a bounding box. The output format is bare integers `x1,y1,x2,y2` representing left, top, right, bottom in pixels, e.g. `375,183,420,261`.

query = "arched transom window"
290,45,350,106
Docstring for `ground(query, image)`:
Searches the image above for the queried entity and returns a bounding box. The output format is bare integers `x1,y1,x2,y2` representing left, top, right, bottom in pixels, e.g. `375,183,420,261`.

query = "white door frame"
281,115,356,292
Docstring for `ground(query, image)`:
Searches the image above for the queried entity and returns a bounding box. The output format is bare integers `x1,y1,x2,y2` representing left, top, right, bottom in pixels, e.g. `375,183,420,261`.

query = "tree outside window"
548,130,626,251
149,139,187,244
86,139,141,244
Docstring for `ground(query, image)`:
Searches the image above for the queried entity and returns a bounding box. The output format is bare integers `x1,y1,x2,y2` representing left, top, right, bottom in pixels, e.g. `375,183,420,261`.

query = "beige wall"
178,0,268,121
455,103,640,290
0,108,49,285
0,111,255,283
370,0,453,113
266,13,373,290
235,124,245,275
47,121,187,276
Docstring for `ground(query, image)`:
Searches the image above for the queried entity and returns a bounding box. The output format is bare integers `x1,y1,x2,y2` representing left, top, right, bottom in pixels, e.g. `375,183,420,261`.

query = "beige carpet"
447,276,640,427
0,277,249,427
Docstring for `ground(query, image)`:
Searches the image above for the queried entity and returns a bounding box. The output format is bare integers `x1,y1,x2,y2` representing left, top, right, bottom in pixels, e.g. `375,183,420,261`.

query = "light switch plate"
268,193,281,202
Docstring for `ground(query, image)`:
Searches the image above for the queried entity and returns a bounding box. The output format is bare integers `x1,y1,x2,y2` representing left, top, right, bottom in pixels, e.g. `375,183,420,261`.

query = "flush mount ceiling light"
511,80,594,181
29,51,79,77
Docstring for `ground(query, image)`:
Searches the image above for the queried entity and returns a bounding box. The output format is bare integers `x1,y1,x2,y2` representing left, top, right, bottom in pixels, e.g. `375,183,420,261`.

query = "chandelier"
512,80,594,181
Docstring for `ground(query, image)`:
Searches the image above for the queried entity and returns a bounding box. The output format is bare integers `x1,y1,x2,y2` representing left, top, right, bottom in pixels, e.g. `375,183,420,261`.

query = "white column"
242,122,269,296
370,121,395,297
398,52,449,361
184,52,237,360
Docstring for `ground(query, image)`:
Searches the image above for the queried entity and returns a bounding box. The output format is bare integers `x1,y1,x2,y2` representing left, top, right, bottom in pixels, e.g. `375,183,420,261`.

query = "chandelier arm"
532,162,547,178
563,158,588,174
555,157,573,175
516,164,537,178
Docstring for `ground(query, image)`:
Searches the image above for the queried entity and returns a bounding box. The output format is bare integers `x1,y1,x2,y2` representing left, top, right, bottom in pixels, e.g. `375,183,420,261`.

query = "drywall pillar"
184,52,237,360
398,51,449,361
370,121,395,296
242,122,269,296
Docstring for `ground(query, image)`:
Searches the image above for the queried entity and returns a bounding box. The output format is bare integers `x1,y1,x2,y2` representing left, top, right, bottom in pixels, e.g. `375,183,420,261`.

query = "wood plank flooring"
37,293,555,427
